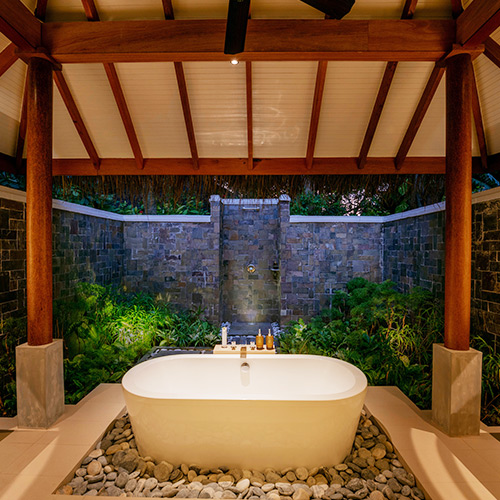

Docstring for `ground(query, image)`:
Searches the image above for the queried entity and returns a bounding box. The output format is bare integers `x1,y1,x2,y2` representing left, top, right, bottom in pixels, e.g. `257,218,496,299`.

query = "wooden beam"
402,0,419,19
35,0,48,21
103,62,144,170
53,71,100,169
174,62,199,170
161,0,174,20
0,43,18,78
484,37,500,68
246,61,253,170
51,156,451,176
26,57,53,346
457,0,500,47
42,19,456,63
444,53,472,351
358,62,398,170
470,61,488,170
80,0,99,22
0,0,42,51
306,61,328,170
15,83,27,170
395,63,446,168
450,0,463,19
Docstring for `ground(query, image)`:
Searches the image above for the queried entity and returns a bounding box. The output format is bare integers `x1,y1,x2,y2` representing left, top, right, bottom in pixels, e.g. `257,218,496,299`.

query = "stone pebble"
58,412,427,499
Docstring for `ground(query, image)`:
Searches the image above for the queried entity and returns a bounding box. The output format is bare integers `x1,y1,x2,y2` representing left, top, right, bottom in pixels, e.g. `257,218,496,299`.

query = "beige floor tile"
0,473,61,500
450,448,500,483
37,419,108,446
3,443,52,475
423,479,497,500
462,433,500,451
481,481,500,499
2,430,46,445
14,442,89,478
480,450,500,473
0,442,33,467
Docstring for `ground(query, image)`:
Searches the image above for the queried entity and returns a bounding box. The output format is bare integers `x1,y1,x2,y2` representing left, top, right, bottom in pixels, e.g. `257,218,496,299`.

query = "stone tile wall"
121,197,220,323
471,199,500,348
382,211,445,295
221,199,280,324
281,197,383,321
0,198,26,319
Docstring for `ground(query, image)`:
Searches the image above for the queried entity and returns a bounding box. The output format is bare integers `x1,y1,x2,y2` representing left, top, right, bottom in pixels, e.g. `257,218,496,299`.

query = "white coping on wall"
0,184,499,224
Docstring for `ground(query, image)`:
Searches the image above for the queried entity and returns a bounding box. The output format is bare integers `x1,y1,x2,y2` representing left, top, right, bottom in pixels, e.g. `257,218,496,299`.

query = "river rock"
293,487,311,500
265,471,281,484
155,461,174,482
295,467,308,481
277,483,294,496
368,491,384,500
112,449,139,473
221,491,237,499
262,483,275,493
236,479,250,492
87,460,102,476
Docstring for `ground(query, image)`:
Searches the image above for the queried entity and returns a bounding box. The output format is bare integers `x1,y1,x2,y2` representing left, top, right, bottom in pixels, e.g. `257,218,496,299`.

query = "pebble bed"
57,411,426,500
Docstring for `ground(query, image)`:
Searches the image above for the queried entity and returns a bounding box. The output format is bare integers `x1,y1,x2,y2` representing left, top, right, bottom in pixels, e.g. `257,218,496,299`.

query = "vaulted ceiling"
0,0,499,176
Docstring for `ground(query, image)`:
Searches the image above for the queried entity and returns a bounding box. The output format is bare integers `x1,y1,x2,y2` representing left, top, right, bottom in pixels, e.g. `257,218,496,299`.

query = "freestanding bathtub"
122,354,367,470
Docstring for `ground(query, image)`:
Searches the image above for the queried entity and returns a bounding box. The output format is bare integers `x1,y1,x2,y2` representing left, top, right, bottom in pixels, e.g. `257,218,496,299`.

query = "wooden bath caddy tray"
213,345,276,354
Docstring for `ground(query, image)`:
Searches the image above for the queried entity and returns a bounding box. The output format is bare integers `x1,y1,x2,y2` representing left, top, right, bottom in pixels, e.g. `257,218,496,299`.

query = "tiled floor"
0,385,499,499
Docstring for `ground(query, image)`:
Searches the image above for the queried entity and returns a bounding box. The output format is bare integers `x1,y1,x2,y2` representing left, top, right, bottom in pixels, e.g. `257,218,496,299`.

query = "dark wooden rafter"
0,43,18,78
161,0,199,171
246,61,253,170
103,62,144,169
457,0,500,47
450,0,463,19
42,20,456,64
357,0,418,169
53,71,100,169
80,0,144,170
174,62,199,170
485,37,500,68
0,0,41,51
470,61,488,170
14,0,47,172
395,63,446,169
305,61,328,170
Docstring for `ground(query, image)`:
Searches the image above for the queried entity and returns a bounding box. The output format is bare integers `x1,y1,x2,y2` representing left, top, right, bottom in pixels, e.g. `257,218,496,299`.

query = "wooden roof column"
444,53,472,351
357,0,418,170
162,0,199,170
26,56,54,346
81,0,144,170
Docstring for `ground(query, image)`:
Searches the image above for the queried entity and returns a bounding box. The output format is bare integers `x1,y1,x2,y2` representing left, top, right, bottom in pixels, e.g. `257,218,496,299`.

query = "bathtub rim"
122,353,368,402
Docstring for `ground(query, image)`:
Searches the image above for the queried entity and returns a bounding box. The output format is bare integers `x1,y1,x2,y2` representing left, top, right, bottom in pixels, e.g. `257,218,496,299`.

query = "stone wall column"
210,195,222,323
16,57,64,428
278,195,290,323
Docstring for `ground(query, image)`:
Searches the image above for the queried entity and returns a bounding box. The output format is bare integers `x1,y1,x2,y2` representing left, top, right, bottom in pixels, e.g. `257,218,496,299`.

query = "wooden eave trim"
41,19,456,63
457,0,500,47
306,61,328,170
0,43,18,78
395,63,446,168
0,0,41,51
53,70,100,169
49,157,452,176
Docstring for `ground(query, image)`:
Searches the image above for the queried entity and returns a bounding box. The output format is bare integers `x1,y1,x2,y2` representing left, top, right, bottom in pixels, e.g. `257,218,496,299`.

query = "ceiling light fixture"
230,59,240,65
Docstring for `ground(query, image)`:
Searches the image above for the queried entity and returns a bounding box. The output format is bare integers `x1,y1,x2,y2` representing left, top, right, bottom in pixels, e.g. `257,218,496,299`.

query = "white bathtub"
122,354,367,470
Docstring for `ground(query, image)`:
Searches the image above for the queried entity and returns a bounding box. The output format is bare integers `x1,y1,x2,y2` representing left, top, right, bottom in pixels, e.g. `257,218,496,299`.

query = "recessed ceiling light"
230,59,239,65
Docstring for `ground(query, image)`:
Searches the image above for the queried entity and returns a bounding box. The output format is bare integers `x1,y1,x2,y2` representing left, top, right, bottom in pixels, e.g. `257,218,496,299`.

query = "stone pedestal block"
16,339,64,428
432,343,482,436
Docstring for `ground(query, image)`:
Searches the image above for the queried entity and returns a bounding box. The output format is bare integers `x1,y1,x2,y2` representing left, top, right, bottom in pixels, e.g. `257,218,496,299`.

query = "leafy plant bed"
277,278,500,426
57,410,427,499
0,283,220,416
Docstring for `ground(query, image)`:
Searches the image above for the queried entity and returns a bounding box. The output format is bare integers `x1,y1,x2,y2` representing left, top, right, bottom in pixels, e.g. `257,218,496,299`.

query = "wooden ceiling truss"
0,0,499,176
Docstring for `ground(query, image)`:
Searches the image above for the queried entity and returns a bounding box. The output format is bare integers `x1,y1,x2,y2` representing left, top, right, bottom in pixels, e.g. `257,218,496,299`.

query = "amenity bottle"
266,329,274,350
256,329,264,350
